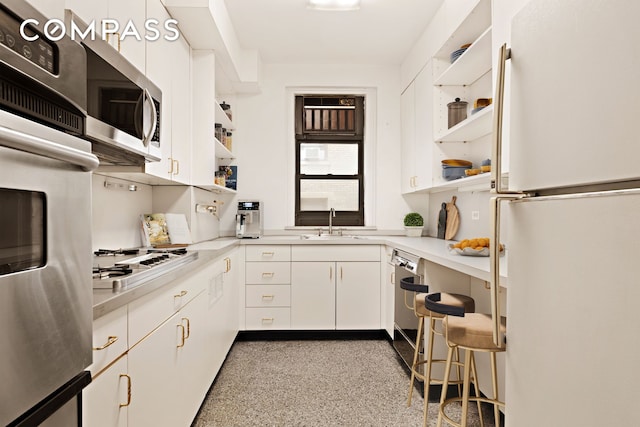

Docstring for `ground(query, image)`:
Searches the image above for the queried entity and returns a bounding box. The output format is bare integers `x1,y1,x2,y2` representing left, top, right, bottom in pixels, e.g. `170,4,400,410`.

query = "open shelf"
196,183,237,194
434,27,492,86
215,100,234,130
435,104,493,142
215,138,234,159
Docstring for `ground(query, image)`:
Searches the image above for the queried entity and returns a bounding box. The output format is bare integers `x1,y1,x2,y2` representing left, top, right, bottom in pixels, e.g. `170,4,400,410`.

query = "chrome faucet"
329,208,335,235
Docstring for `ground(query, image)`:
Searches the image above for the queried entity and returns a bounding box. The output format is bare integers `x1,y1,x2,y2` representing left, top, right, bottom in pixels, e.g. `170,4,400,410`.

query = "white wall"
222,62,416,235
92,174,153,250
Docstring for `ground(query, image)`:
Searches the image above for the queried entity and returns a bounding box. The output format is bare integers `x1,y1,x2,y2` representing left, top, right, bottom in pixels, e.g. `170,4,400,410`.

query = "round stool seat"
415,293,475,319
444,313,507,351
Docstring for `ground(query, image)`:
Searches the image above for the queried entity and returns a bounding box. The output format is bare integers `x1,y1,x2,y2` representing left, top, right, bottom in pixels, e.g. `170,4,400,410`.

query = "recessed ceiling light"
307,0,361,11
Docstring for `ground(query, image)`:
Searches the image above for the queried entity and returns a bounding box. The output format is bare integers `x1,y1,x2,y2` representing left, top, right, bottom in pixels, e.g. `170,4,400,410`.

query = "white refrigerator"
490,0,640,426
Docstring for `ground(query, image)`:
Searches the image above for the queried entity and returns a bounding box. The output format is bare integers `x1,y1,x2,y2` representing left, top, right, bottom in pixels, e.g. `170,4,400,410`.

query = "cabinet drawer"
245,308,291,330
291,245,381,262
90,306,128,376
128,277,206,346
245,245,291,262
246,285,291,307
245,261,291,284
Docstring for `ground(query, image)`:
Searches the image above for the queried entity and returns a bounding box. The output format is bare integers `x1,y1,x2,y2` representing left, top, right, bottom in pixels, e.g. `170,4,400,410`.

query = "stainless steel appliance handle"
142,88,158,148
491,43,513,195
490,43,523,347
0,125,99,171
490,196,508,348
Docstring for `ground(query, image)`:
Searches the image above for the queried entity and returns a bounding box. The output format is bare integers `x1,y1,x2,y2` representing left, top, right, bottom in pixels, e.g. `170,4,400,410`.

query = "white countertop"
93,234,507,318
230,234,508,286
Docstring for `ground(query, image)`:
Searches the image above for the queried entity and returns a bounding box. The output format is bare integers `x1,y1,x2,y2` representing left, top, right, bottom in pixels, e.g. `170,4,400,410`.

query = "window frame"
294,95,365,227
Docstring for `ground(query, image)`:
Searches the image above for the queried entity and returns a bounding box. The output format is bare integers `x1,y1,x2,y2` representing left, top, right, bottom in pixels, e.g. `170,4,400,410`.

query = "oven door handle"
0,125,99,171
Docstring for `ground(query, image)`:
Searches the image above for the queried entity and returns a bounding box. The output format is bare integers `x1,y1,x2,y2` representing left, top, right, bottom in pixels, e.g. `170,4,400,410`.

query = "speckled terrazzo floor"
192,339,496,427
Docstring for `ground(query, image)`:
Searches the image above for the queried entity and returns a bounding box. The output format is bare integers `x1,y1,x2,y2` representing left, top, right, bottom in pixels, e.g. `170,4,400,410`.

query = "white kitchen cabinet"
291,262,335,329
83,306,129,427
336,261,381,329
127,310,182,427
144,0,191,184
82,356,128,427
200,250,239,379
244,245,291,330
65,0,145,72
400,80,416,194
291,245,381,330
190,50,219,188
128,288,210,426
86,248,239,425
401,61,434,194
382,246,395,338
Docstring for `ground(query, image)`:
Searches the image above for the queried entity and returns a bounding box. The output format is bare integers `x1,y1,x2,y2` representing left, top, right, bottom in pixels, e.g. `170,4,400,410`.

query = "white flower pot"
404,226,423,237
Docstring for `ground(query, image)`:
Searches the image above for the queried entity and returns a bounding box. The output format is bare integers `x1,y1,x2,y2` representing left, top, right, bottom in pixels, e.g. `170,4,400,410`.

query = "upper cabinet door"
509,0,640,191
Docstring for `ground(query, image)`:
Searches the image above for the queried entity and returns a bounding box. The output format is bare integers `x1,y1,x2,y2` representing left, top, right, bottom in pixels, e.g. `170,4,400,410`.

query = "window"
294,95,365,226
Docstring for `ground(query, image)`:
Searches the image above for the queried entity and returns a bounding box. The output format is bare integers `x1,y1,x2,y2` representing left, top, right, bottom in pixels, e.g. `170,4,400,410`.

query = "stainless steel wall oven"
0,1,98,425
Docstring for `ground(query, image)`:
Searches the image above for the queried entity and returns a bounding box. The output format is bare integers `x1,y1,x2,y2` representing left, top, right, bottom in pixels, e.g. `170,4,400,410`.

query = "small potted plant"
403,212,424,237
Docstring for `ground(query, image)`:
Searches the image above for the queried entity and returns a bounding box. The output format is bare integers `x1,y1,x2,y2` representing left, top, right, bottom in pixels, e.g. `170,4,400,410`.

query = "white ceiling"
223,0,444,65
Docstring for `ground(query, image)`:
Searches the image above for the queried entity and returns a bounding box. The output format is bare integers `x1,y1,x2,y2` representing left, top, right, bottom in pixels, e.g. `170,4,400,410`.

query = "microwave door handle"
134,92,144,142
142,88,158,148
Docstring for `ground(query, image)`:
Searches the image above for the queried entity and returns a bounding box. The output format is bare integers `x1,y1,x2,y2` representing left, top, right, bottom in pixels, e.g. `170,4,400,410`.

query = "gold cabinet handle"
168,157,174,174
182,317,191,339
261,317,274,324
261,294,275,301
119,374,131,407
329,266,333,280
340,266,343,280
261,272,274,278
177,324,186,348
173,159,179,175
261,251,275,257
174,290,187,298
224,257,231,273
93,336,118,351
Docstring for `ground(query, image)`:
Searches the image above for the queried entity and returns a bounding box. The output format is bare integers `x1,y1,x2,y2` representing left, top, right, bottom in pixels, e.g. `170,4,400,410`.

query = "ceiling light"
307,0,361,11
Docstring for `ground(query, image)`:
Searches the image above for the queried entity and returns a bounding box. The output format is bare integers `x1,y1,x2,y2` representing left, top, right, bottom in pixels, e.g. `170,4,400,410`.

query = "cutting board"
437,202,447,239
445,196,460,240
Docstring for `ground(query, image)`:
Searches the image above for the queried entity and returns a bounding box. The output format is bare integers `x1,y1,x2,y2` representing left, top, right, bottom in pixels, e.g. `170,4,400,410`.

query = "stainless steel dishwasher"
391,248,425,370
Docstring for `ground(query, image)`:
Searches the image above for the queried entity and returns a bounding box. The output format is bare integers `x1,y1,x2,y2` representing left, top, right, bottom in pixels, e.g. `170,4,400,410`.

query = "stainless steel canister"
447,98,468,128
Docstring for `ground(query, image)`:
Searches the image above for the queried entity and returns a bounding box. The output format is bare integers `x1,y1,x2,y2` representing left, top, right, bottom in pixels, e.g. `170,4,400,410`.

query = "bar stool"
425,293,506,427
401,278,476,426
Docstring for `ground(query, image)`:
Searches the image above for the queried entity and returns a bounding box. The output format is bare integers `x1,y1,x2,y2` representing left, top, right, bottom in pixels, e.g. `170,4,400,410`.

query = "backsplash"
92,174,152,250
92,174,221,250
427,189,509,244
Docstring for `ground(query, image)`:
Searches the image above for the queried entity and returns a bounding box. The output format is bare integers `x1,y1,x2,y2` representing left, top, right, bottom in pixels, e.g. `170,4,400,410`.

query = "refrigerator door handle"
491,43,517,195
490,196,509,347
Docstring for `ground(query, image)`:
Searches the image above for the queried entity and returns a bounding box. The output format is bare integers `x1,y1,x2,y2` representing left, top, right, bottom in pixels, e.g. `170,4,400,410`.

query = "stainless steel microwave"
65,10,162,166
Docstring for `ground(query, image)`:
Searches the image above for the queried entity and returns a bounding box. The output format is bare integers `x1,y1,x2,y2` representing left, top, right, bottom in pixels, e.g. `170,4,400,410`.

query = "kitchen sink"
300,234,362,240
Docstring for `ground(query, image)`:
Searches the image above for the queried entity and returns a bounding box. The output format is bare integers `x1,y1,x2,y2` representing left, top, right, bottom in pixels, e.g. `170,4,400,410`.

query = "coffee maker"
236,200,262,238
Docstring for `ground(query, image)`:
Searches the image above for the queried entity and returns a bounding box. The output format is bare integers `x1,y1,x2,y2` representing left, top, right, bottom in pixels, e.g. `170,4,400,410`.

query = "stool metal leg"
490,352,500,427
460,349,473,427
436,345,455,427
422,316,437,426
407,314,424,406
469,352,484,427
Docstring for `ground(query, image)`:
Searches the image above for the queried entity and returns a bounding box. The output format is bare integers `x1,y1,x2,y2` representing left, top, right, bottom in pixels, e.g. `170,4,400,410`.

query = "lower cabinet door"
127,312,181,427
291,262,335,329
83,356,128,427
336,262,381,329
